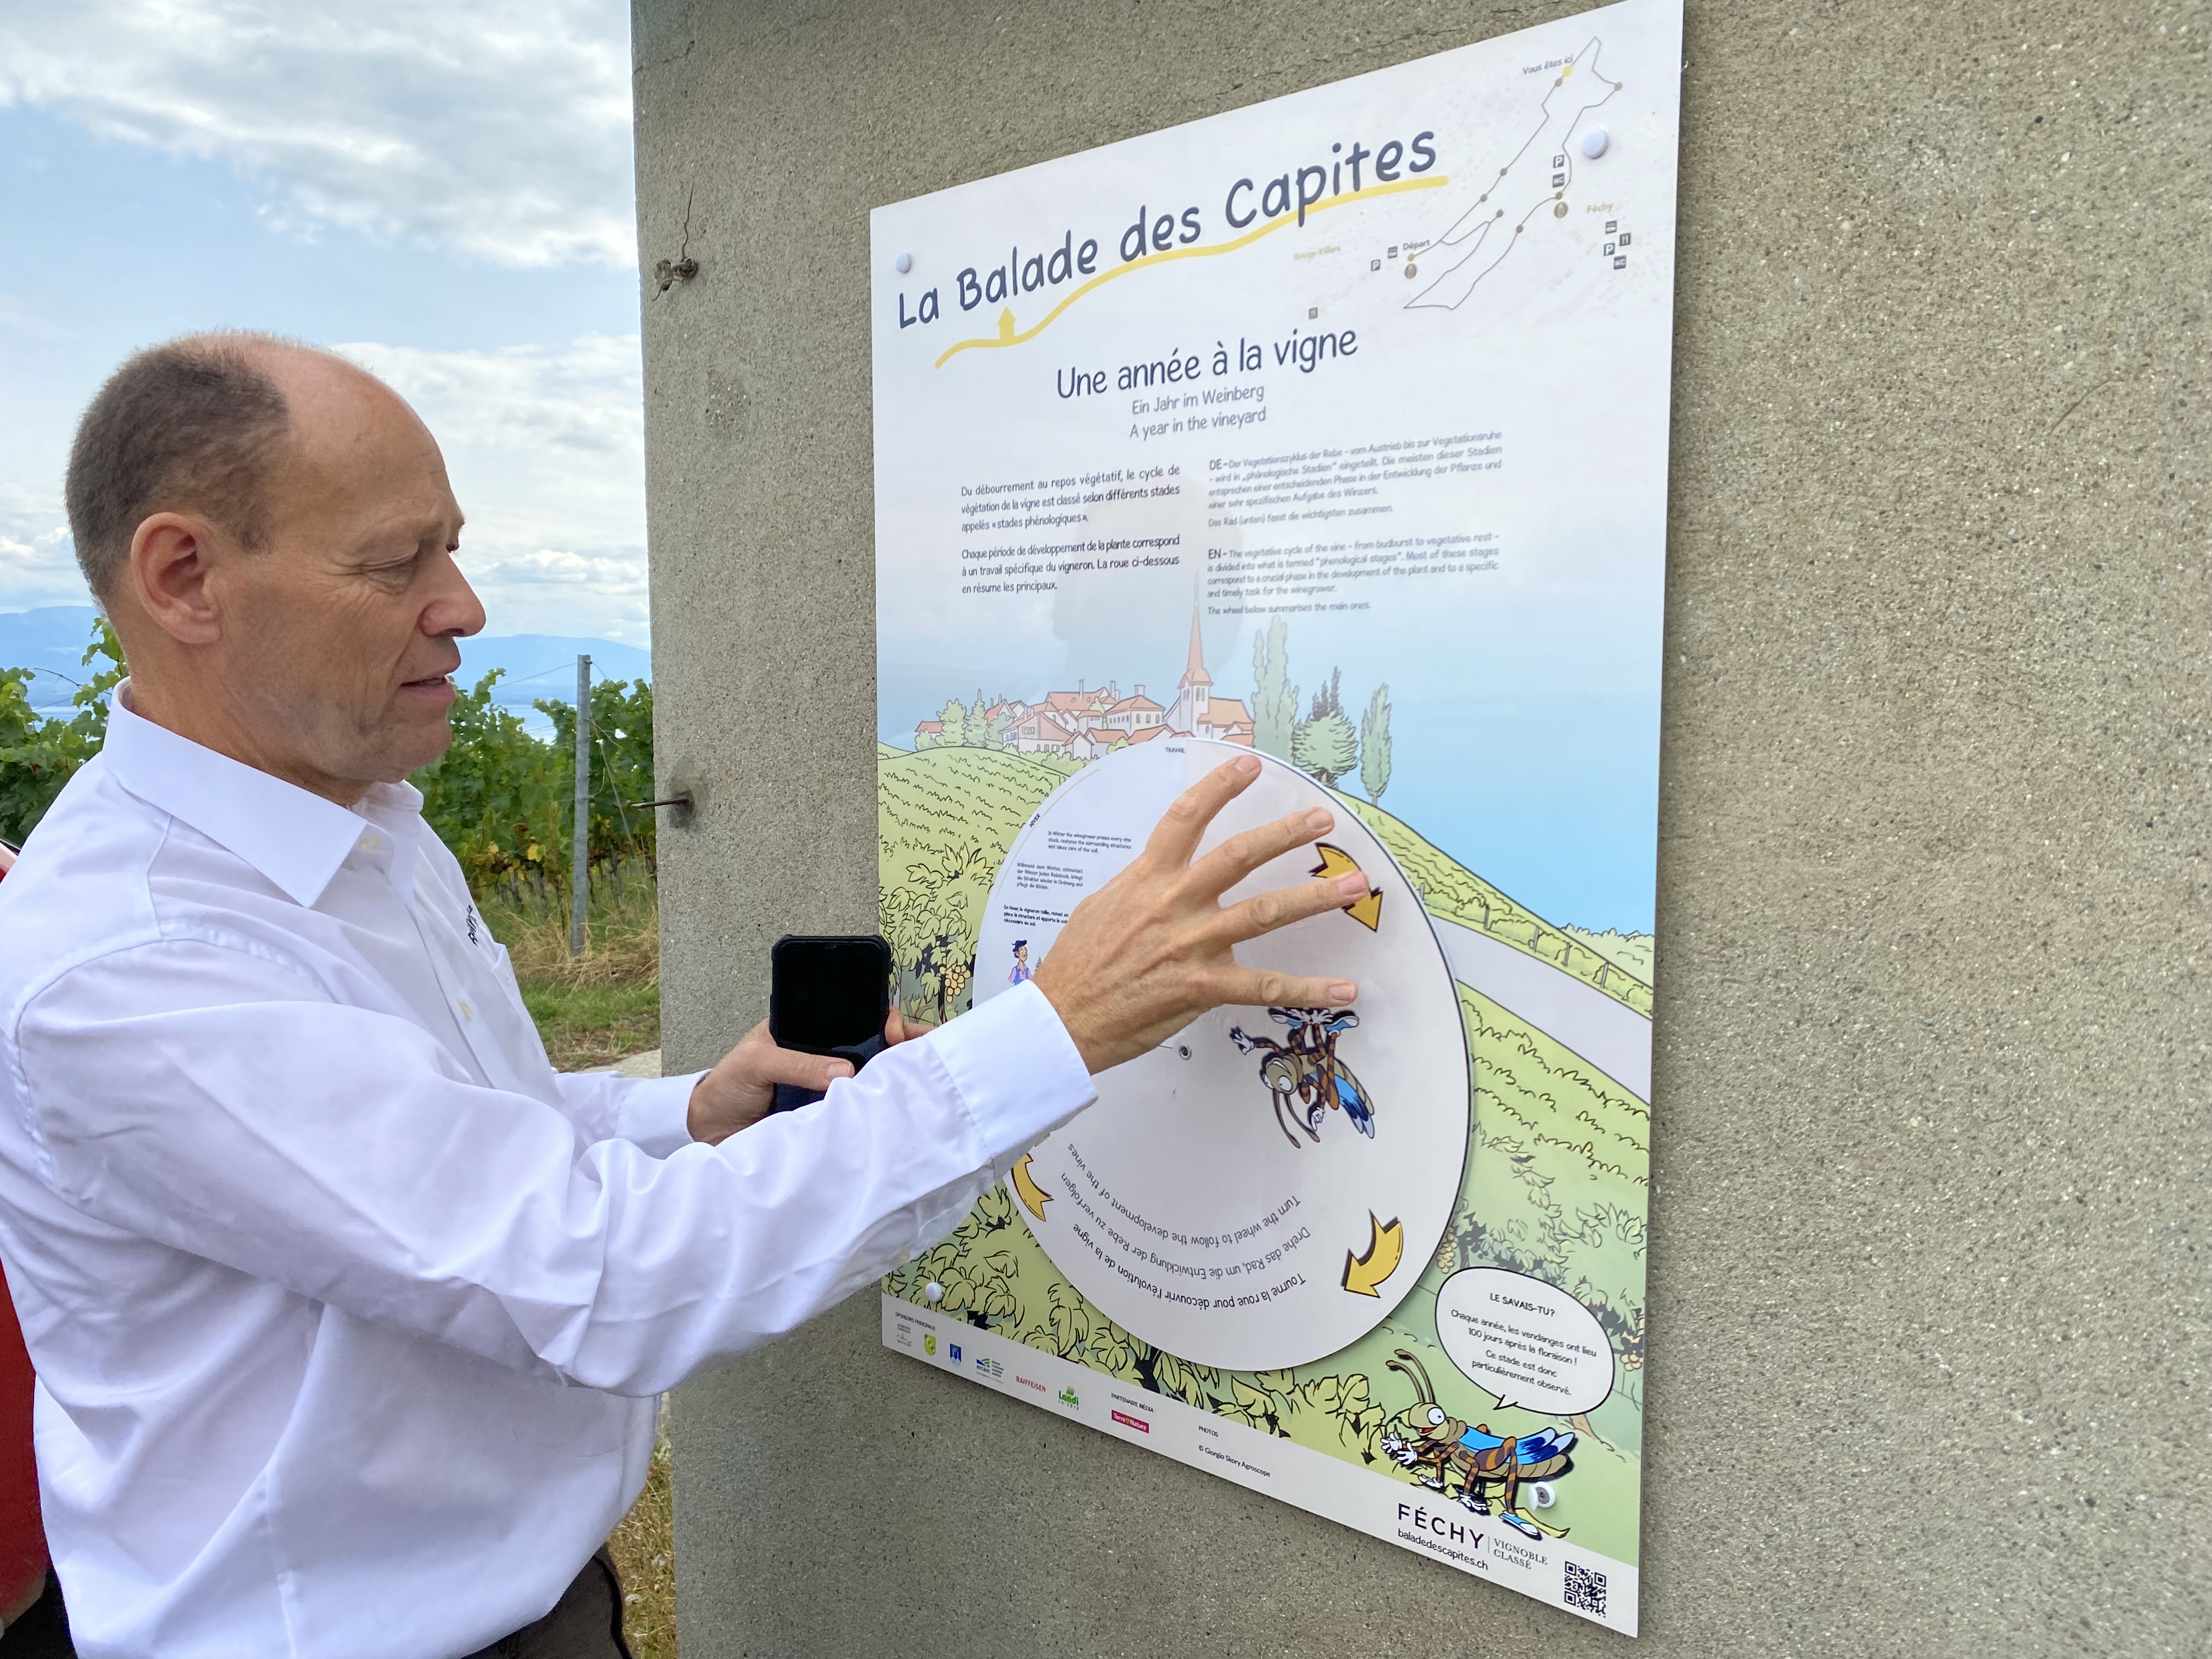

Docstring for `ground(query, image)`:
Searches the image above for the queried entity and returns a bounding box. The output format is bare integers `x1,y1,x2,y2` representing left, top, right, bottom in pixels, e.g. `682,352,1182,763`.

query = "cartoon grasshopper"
1227,1007,1374,1148
1381,1348,1576,1540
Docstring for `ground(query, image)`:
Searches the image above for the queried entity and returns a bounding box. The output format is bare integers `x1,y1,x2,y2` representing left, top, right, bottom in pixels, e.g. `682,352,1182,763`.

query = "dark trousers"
462,1548,633,1659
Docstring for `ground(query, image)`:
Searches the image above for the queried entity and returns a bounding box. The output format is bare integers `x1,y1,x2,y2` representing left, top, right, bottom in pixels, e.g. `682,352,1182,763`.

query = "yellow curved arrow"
1341,1211,1403,1297
1011,1154,1051,1221
1311,844,1383,931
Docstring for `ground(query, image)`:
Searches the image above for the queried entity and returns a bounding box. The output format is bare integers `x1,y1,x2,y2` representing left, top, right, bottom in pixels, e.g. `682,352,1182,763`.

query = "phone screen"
770,936,891,1054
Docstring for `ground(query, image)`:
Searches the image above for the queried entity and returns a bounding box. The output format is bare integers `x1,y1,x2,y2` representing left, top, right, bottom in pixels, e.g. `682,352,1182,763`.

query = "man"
0,335,1367,1658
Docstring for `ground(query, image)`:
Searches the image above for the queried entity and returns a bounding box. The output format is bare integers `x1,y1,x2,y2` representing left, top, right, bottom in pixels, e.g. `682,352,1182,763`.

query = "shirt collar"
101,681,386,909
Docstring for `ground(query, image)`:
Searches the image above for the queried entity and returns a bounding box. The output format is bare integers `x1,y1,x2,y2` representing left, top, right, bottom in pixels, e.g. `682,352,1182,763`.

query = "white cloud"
0,1,635,268
0,338,652,641
0,482,87,612
337,335,651,643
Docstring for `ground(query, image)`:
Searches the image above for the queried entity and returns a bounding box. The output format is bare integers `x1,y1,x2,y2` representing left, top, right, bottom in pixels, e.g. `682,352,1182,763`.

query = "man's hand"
1031,754,1367,1074
687,1009,929,1146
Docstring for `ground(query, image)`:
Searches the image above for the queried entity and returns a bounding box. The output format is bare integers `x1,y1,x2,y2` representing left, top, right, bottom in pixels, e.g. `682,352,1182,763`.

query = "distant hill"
454,634,653,701
1,606,650,714
0,607,105,712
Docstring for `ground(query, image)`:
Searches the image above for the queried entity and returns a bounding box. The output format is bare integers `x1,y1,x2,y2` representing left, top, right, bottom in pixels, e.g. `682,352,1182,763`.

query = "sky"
0,0,651,642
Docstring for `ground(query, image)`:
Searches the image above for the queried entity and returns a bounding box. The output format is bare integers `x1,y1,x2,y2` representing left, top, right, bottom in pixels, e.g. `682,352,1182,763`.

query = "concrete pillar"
631,1,2209,1651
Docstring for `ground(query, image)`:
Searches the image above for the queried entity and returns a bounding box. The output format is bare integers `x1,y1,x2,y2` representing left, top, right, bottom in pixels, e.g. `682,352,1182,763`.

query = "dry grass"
489,874,678,1649
486,876,663,1071
489,871,662,986
608,1430,676,1658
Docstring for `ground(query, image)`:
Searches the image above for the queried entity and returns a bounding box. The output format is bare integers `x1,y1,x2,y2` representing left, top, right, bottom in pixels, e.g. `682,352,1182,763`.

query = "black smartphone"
769,934,893,1056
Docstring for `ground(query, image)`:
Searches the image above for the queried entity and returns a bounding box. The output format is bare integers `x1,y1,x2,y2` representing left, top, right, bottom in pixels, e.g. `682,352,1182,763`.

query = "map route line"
933,172,1450,368
1408,36,1621,312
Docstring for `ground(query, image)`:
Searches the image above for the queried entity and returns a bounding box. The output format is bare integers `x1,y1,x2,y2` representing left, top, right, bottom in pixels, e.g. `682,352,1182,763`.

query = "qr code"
1564,1561,1608,1617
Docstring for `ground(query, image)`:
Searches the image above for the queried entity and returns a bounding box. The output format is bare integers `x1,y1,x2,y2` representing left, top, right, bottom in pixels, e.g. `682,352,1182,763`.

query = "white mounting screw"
895,251,915,274
1530,1481,1558,1509
1578,127,1609,160
923,1280,944,1303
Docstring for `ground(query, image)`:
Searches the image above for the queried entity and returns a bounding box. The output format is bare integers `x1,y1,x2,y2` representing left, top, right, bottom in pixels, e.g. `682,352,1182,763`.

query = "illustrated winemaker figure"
0,335,1370,1659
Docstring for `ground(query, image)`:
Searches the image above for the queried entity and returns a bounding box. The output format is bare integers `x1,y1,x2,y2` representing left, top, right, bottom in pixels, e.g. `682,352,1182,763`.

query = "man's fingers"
1210,872,1371,945
884,1008,934,1045
746,1045,855,1093
1142,755,1262,870
1218,966,1359,1009
1187,805,1342,898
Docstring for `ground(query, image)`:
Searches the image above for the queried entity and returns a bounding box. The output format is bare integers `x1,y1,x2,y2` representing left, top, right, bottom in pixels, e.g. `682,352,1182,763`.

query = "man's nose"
424,554,487,639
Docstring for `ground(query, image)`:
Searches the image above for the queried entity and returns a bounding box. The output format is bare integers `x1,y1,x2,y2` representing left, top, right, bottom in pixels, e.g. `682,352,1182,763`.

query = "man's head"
66,333,484,803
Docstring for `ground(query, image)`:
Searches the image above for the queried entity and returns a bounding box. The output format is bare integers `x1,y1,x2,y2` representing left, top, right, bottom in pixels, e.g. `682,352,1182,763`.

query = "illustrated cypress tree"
1250,615,1300,761
936,696,970,748
1291,668,1357,788
1359,682,1392,804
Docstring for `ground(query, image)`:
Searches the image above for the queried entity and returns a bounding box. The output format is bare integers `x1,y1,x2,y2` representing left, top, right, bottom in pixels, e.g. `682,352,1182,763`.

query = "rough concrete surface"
633,0,2207,1652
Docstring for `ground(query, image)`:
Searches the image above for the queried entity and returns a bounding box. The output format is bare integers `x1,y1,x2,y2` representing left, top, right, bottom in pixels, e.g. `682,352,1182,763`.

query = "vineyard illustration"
878,731,1652,1562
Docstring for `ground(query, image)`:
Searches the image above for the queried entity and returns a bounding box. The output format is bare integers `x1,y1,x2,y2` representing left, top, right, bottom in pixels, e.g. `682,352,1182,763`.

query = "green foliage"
933,696,969,748
1359,681,1392,804
535,674,658,871
409,669,654,910
965,689,1005,749
0,612,651,917
1561,927,1656,982
921,691,1013,752
1250,615,1299,761
411,670,565,899
877,745,1076,1019
1291,667,1358,788
0,617,125,845
891,1190,1389,1468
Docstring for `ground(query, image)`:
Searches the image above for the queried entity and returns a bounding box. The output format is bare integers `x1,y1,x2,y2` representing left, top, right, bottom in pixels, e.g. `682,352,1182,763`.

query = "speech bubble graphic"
1435,1267,1616,1417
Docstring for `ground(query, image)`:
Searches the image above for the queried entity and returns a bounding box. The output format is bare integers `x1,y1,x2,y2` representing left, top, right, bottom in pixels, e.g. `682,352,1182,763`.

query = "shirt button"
358,832,382,853
458,1001,473,1020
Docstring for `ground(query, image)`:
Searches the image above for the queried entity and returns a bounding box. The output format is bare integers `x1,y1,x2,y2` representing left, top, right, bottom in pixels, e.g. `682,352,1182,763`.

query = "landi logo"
1058,1387,1080,1407
922,1335,936,1356
1111,1410,1151,1434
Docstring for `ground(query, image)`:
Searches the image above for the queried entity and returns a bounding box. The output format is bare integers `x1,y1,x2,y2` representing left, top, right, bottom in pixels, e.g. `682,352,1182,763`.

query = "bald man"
0,335,1367,1659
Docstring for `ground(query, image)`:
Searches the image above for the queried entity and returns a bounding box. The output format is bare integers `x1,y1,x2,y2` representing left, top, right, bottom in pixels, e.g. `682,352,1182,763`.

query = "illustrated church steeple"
1171,602,1213,736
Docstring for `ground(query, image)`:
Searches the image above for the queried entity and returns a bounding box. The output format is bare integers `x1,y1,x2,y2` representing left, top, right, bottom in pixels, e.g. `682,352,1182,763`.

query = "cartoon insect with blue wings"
1227,1007,1375,1148
1382,1348,1577,1540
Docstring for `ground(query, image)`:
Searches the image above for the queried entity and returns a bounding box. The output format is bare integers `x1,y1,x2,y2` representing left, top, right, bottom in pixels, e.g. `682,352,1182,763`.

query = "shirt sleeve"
9,943,1093,1397
552,1070,702,1158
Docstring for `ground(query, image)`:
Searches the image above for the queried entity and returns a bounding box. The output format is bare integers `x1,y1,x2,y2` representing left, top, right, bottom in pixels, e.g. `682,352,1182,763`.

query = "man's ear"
127,513,227,647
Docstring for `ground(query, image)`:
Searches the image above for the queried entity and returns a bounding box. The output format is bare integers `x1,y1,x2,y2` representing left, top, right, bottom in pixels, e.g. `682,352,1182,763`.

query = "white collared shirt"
0,687,1093,1658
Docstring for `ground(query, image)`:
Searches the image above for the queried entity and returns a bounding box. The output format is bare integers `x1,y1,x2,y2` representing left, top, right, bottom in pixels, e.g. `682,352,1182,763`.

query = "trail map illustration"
871,0,1680,1633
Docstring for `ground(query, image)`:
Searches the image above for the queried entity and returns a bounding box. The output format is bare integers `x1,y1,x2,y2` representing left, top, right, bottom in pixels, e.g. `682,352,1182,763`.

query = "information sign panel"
872,0,1679,1628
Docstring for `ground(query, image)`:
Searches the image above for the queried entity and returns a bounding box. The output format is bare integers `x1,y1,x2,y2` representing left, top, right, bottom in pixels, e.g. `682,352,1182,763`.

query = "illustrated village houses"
915,606,1255,758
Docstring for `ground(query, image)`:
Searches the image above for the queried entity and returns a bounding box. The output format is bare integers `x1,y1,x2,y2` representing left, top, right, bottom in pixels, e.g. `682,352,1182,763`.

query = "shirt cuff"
616,1072,704,1159
926,980,1096,1171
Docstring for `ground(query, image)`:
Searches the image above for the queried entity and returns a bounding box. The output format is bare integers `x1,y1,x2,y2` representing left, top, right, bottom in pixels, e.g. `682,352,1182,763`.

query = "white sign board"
873,0,1679,1631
